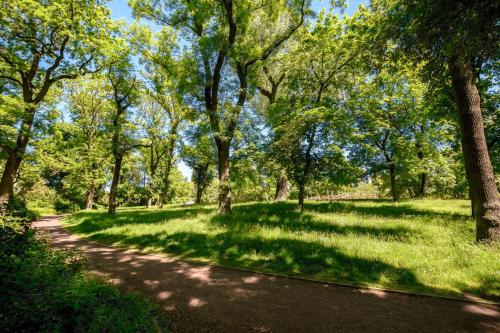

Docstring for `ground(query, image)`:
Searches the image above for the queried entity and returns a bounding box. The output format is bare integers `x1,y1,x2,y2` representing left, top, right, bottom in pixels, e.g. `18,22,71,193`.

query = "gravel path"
35,215,500,333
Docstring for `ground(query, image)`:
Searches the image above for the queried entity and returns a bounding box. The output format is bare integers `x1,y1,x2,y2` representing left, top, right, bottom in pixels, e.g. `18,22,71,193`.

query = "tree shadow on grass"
303,200,470,220
66,206,214,234
211,203,418,242
86,228,437,295
64,201,485,298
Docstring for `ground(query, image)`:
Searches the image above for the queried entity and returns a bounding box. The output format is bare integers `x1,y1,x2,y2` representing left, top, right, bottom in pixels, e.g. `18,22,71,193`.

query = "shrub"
54,196,78,213
0,214,169,333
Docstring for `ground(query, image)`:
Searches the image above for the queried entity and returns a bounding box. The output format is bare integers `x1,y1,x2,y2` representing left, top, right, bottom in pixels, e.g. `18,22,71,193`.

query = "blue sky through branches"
104,0,367,179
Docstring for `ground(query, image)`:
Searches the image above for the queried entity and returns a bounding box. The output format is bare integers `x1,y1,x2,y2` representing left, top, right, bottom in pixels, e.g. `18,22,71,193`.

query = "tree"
374,0,500,240
256,58,289,201
66,76,112,209
0,0,112,213
271,12,361,208
130,0,307,214
181,121,217,204
107,58,138,214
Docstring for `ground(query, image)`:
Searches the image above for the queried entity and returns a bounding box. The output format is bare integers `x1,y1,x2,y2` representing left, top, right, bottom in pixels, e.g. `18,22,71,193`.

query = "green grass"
64,199,500,301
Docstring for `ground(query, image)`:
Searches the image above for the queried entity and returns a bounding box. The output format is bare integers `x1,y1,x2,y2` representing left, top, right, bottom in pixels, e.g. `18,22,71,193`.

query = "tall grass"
65,199,500,300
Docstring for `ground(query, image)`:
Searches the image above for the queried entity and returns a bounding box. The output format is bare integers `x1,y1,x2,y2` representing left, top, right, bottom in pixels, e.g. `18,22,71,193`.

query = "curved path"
35,215,499,333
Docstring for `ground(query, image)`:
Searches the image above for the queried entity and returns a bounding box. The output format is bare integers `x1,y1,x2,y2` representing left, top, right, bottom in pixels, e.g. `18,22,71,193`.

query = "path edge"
39,215,500,306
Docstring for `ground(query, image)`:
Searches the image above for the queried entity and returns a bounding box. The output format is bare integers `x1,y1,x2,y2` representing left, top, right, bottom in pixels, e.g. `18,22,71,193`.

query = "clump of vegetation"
0,209,169,333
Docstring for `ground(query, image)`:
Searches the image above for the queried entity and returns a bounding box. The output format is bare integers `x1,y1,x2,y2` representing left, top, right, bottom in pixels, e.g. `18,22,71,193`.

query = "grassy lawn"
64,199,500,300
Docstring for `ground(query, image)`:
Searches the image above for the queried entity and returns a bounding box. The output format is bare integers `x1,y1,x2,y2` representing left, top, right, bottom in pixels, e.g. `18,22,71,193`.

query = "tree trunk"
298,182,305,210
469,188,475,219
195,184,203,204
157,193,164,209
275,169,289,201
416,147,428,198
449,55,500,241
419,172,428,198
85,187,95,209
217,141,232,215
0,107,35,214
108,154,123,214
194,163,209,204
389,163,399,202
147,195,153,208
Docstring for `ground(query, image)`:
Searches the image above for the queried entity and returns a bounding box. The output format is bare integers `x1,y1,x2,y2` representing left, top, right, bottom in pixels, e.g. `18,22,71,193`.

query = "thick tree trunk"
217,141,232,215
449,55,500,241
0,107,35,214
388,163,399,202
147,195,153,208
275,169,289,202
0,153,20,214
108,154,123,214
85,187,95,209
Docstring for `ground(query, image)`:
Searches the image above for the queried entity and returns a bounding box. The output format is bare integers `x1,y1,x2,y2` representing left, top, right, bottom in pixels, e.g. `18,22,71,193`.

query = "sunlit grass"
64,199,500,300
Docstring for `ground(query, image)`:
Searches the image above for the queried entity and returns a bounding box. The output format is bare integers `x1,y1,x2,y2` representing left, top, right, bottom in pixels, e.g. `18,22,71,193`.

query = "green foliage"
65,199,499,300
0,216,169,332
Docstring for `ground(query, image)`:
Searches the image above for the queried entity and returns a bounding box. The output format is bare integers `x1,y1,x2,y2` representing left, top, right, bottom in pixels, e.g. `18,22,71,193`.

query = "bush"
0,215,169,333
54,197,78,213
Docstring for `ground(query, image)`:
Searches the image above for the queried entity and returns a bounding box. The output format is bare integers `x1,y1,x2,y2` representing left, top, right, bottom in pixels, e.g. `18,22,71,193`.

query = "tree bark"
194,163,209,204
157,193,164,209
108,154,123,214
195,183,204,204
217,141,232,215
85,187,95,209
449,55,500,241
275,169,289,201
147,195,153,208
0,107,35,214
419,172,428,198
388,163,399,202
298,182,305,210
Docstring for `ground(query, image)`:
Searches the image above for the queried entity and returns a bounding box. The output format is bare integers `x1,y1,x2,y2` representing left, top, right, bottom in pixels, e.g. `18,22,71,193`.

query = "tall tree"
181,121,217,204
256,60,289,201
107,59,138,214
66,76,111,209
374,0,500,240
0,0,112,213
130,0,307,214
272,12,361,208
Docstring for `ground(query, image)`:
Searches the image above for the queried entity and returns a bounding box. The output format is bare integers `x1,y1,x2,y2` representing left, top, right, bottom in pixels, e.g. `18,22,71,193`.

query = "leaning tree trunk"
0,107,35,214
217,141,232,215
275,169,289,202
108,154,123,214
388,163,399,202
449,55,500,241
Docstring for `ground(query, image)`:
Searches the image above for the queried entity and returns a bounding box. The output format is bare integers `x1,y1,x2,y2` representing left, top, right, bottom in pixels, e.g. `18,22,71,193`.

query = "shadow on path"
36,216,499,333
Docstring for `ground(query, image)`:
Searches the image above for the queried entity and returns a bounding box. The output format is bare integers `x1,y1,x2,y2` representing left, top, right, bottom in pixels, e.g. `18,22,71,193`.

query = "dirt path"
35,215,499,333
